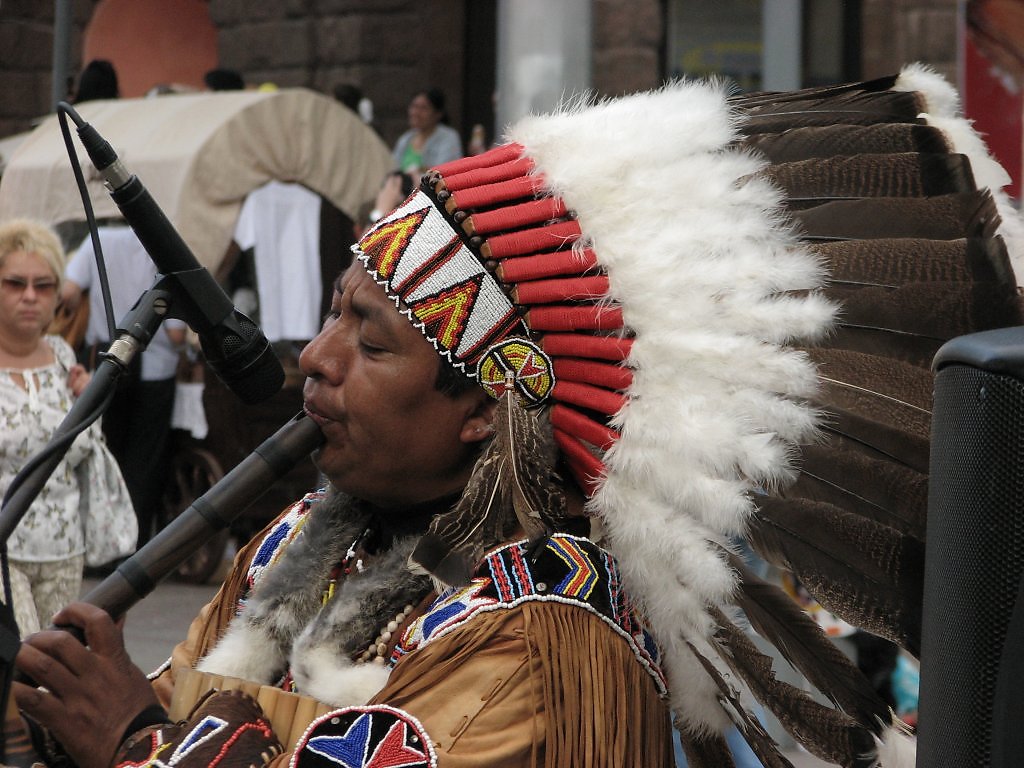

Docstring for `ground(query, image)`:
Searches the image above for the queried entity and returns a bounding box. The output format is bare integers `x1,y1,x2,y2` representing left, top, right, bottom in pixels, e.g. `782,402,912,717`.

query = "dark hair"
333,83,363,113
434,358,478,398
389,171,416,198
416,88,450,124
204,68,245,91
74,60,119,103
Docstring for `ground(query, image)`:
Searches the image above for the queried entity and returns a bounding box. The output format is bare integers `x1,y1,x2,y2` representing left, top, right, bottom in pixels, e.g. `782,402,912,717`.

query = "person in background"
61,225,186,548
72,59,119,104
391,87,462,174
0,219,134,636
203,68,245,92
359,170,414,236
218,181,336,357
332,82,375,128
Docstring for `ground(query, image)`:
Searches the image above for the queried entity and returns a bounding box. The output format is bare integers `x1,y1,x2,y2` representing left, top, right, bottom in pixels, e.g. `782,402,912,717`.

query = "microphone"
75,120,284,404
80,411,325,619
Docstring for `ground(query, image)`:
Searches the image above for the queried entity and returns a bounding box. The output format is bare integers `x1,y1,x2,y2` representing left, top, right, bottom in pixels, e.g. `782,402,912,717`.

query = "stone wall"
862,0,959,81
0,0,964,145
0,0,95,138
593,0,664,96
208,0,466,148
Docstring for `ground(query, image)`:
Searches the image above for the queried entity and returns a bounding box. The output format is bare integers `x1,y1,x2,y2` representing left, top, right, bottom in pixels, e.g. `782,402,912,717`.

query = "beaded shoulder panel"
241,490,325,603
393,534,667,693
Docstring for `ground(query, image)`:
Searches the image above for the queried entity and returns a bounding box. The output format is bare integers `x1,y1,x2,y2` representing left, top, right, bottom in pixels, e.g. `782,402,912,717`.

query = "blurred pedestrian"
0,219,134,635
360,170,415,236
333,82,375,128
204,68,245,92
62,225,186,547
219,181,354,360
392,88,462,174
72,59,119,103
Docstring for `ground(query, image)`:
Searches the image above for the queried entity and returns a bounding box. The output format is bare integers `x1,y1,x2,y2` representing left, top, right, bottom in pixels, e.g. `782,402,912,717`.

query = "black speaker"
918,326,1024,768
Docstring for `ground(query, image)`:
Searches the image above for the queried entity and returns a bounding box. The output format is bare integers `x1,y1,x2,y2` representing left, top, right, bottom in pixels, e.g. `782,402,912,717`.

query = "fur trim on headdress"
510,80,834,731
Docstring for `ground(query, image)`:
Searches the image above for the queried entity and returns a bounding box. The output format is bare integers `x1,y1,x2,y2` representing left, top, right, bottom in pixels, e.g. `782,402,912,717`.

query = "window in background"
665,0,861,92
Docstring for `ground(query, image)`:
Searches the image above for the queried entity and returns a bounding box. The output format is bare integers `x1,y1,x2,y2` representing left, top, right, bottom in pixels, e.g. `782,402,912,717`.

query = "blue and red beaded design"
394,534,666,693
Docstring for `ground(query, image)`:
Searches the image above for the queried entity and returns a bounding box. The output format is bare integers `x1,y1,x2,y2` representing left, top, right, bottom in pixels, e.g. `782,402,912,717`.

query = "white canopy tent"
0,87,392,272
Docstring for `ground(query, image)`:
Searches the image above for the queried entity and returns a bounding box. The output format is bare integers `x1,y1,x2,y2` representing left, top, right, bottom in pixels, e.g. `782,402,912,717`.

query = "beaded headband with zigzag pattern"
353,143,626,495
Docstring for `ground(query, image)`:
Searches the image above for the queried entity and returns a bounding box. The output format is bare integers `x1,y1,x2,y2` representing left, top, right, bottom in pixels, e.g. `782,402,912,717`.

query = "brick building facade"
0,1,960,148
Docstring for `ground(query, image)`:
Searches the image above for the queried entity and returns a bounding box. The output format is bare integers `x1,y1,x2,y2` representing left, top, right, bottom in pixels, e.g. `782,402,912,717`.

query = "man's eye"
360,339,386,354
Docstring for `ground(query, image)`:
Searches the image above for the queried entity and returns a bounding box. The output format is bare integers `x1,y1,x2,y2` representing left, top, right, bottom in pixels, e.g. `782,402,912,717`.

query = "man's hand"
13,603,161,768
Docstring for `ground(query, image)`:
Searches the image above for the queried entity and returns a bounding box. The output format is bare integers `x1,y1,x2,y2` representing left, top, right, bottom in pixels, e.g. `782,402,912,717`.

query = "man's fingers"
51,602,126,659
11,679,66,734
13,642,77,701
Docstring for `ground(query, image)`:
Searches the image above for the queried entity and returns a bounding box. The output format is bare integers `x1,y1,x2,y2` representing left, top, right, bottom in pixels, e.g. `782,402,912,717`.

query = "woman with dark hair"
391,87,462,174
73,59,119,103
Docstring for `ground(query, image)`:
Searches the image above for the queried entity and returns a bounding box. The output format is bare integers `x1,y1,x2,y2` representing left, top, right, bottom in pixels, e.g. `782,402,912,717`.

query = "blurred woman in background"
0,219,134,636
391,88,462,175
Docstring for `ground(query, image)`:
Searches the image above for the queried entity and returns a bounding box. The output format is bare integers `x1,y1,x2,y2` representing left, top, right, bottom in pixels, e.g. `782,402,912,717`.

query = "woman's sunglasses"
0,276,59,298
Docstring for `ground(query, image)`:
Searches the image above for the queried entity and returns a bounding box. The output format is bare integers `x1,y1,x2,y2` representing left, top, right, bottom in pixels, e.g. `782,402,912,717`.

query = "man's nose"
299,329,347,383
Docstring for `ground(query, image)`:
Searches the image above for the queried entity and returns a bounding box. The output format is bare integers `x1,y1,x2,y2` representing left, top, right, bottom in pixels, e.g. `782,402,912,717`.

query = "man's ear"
460,391,498,444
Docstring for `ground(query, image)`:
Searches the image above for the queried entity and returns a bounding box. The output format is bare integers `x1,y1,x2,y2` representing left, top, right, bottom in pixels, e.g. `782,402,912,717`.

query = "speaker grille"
918,364,1024,767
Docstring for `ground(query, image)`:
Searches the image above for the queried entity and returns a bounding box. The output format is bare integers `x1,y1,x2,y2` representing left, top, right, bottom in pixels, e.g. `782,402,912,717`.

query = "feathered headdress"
352,64,1023,767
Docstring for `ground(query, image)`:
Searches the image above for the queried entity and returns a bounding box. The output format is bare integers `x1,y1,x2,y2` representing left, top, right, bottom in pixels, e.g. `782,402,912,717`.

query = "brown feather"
710,605,881,768
685,642,795,768
732,73,900,108
793,190,1001,241
809,347,933,471
762,152,977,204
825,281,1023,367
743,124,952,163
814,236,1016,288
725,555,893,730
738,91,926,133
502,390,568,539
817,405,930,475
675,729,737,768
748,499,924,653
790,444,928,538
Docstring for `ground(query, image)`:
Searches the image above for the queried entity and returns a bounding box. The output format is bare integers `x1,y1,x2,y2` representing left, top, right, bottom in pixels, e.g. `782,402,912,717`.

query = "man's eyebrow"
349,283,400,336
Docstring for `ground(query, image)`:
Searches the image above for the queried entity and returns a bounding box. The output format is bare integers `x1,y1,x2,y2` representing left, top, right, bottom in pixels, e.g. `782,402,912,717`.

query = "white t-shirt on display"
233,181,323,343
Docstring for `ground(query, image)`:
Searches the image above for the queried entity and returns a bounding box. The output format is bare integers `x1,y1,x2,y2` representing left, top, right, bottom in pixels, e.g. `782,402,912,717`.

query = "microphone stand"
80,410,323,619
0,281,175,763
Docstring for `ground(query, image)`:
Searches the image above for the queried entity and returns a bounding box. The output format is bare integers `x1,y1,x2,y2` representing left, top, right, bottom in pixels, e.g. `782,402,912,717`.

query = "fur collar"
198,492,432,707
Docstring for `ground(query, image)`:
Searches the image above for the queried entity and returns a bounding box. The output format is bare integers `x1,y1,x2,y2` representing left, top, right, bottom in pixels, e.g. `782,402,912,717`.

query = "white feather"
874,723,917,768
512,78,834,736
894,62,960,117
896,63,1024,284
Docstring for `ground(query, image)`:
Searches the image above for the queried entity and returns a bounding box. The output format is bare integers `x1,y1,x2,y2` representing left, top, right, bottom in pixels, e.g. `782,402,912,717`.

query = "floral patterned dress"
0,335,132,564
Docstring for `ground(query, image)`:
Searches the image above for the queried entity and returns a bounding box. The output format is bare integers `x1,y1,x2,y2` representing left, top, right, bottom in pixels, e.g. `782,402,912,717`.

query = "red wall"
962,18,1023,200
82,0,218,97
